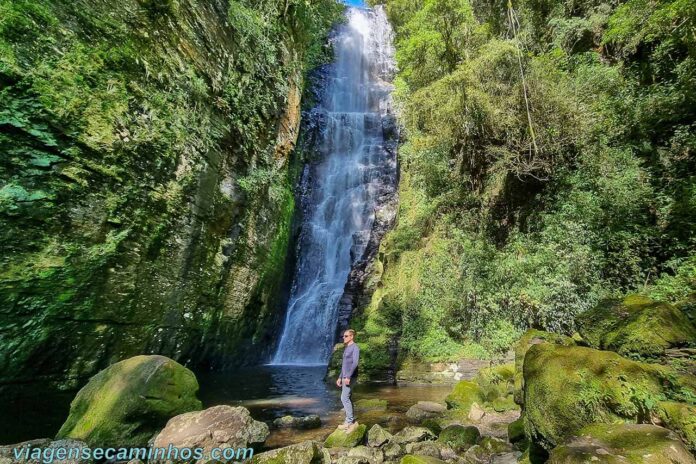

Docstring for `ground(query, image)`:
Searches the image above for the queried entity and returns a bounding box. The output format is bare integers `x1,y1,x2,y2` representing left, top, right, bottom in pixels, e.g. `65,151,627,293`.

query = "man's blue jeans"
341,381,355,424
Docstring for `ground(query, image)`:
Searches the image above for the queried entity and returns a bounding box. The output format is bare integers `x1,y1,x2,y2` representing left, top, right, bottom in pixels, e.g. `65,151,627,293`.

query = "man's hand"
343,377,350,385
336,377,342,387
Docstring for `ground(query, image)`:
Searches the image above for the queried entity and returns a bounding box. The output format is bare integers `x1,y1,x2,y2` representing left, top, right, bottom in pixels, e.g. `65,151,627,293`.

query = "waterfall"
272,6,397,365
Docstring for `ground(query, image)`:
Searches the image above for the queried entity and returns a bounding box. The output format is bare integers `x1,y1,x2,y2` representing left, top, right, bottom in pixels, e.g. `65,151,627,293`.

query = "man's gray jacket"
340,343,360,379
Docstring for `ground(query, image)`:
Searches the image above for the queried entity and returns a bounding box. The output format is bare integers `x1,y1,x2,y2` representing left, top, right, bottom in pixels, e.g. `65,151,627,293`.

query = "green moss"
508,417,525,444
324,424,367,448
56,355,201,447
656,401,696,451
0,0,343,391
445,380,485,413
576,294,696,359
523,343,696,450
514,330,576,405
251,441,325,464
548,424,695,464
437,424,480,452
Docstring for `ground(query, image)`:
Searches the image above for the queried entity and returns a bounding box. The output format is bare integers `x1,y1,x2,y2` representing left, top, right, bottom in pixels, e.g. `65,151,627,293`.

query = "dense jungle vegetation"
358,0,696,363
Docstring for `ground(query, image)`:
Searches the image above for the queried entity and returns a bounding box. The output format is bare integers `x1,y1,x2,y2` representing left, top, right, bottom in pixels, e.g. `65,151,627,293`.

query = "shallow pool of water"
0,365,452,449
196,365,452,449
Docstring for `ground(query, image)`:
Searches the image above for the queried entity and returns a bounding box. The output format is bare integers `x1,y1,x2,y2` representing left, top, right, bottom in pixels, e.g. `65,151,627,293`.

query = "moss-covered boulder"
657,401,696,452
445,380,485,413
400,456,445,464
324,424,367,448
514,330,576,405
56,355,201,447
437,425,480,452
547,424,695,464
523,343,696,450
577,294,696,359
251,440,329,464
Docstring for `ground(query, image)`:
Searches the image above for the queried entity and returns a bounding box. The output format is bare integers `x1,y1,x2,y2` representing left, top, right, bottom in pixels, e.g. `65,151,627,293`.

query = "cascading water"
272,6,397,365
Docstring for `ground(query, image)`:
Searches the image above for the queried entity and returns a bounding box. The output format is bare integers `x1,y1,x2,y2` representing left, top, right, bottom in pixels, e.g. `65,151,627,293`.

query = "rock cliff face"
0,0,339,392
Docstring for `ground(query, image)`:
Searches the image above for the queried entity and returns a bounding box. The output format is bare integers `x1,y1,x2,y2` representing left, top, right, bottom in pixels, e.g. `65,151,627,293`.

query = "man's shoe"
345,422,359,433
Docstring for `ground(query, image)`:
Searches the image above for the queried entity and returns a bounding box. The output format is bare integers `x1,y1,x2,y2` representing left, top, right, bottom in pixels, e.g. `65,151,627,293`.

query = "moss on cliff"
0,0,342,390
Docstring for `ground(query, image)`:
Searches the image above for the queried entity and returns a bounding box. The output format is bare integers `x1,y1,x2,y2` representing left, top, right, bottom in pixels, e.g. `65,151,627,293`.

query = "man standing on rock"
336,328,360,432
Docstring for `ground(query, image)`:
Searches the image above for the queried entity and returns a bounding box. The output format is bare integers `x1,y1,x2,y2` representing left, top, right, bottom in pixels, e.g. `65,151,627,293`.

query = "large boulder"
576,294,696,358
324,424,368,448
523,343,696,450
251,440,329,464
514,330,576,405
57,355,201,447
152,405,269,461
547,424,695,464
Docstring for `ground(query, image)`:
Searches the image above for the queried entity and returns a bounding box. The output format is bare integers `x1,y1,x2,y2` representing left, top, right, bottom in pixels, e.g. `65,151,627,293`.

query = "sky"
343,0,366,5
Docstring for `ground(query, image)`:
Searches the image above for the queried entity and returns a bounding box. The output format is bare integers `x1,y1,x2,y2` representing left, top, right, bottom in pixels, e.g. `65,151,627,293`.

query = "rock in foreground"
57,355,201,447
252,440,329,464
152,405,269,461
548,424,696,464
523,343,696,450
324,424,367,448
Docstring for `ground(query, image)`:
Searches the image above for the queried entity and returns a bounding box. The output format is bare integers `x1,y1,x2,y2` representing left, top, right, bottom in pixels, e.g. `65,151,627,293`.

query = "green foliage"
0,0,342,387
365,0,696,364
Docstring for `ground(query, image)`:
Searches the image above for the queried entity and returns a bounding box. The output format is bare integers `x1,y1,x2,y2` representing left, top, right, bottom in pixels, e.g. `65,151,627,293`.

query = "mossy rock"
523,343,696,450
547,424,695,464
656,401,696,451
514,330,576,405
355,398,388,412
324,424,367,448
57,355,201,447
251,440,329,464
437,424,480,452
444,380,484,413
576,294,696,359
507,417,525,444
366,424,392,447
391,427,437,444
400,455,446,464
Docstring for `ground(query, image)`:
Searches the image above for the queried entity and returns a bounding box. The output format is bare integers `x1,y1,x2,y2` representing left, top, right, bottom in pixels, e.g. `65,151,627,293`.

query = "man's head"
342,329,355,345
